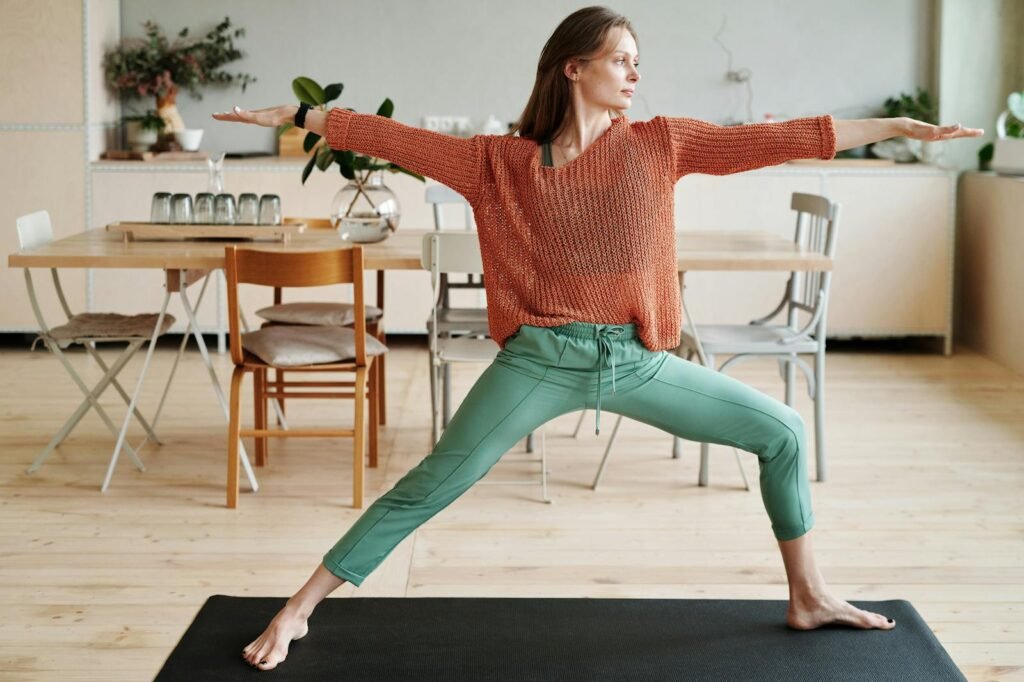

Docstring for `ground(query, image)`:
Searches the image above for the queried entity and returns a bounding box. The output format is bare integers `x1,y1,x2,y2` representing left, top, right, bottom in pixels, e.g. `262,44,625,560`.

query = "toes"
861,609,895,630
258,651,286,671
246,644,269,667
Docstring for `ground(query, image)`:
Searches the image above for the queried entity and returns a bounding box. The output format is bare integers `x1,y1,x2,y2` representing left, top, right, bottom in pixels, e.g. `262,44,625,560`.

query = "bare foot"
787,591,896,631
242,602,310,671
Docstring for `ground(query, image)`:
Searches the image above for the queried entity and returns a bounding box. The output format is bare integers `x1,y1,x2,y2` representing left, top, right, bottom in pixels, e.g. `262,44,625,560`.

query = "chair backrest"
420,232,483,276
224,246,368,366
16,210,54,250
425,184,475,231
421,232,484,351
425,184,482,307
15,210,75,328
280,216,383,309
784,192,841,335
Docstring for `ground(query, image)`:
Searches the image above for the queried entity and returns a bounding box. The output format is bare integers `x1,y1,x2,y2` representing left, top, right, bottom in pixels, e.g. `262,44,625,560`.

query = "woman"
215,6,982,671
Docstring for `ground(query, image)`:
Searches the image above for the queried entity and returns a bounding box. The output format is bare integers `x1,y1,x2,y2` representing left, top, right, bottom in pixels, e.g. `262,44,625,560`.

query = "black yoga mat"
156,596,965,681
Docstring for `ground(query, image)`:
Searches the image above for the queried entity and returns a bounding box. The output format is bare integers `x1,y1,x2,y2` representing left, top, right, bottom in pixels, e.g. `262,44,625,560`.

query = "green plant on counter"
277,76,425,186
123,109,167,132
104,17,256,132
882,87,938,125
978,91,1023,171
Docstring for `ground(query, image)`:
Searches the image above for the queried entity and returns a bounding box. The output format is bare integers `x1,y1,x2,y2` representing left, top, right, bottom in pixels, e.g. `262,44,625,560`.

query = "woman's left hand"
902,118,985,141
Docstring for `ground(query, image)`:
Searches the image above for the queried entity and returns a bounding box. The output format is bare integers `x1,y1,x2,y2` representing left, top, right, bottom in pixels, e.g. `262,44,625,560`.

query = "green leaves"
323,83,343,103
337,150,356,180
301,155,316,185
293,77,325,106
104,17,255,100
315,145,334,171
883,87,937,125
303,131,321,152
390,165,425,182
289,77,423,184
277,122,294,137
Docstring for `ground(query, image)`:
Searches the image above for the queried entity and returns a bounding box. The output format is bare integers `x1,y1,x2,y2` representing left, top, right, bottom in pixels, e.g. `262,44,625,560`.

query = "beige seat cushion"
48,312,176,342
242,325,388,368
255,302,383,327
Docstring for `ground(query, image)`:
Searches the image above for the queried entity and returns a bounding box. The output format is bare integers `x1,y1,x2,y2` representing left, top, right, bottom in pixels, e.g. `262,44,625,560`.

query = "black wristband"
294,103,312,129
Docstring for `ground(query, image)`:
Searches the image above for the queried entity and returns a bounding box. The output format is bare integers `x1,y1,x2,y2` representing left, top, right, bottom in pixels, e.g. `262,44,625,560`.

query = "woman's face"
571,28,641,112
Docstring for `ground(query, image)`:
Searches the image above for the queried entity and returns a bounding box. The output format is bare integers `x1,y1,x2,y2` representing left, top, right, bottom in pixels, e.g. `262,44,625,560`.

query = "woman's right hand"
212,105,299,128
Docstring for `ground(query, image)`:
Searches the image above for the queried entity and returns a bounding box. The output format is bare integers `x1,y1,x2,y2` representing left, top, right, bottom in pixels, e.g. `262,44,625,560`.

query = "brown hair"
509,6,638,143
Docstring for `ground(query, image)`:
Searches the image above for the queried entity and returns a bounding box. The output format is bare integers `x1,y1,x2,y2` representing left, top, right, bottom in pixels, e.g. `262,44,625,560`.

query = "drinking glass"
194,193,215,224
214,194,236,225
237,193,259,225
170,193,194,224
206,152,225,194
150,192,172,223
258,194,282,226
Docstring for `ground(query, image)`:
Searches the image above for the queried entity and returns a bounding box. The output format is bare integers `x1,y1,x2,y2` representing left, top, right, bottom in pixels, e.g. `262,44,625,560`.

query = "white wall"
120,0,935,154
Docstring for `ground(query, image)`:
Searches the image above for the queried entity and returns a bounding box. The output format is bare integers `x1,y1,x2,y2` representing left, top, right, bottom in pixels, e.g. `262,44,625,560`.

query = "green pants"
324,322,814,586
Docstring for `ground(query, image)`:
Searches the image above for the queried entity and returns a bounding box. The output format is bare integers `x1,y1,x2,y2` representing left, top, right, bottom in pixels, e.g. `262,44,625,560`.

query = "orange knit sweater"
326,108,836,351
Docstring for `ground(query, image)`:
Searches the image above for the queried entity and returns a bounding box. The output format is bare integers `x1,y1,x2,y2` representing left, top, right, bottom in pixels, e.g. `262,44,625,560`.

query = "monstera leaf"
277,76,426,186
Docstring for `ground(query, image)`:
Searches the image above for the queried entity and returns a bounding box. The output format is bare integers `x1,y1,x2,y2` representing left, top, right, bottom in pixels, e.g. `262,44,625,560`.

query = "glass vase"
330,172,401,236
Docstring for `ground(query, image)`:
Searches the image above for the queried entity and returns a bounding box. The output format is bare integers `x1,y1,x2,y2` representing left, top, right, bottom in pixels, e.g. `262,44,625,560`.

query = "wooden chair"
225,245,385,508
259,217,388,430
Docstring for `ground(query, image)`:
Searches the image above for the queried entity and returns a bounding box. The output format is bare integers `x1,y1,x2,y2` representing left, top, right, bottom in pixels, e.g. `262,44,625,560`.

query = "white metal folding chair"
424,185,487,415
425,184,539,453
589,192,841,489
16,210,175,490
422,231,550,503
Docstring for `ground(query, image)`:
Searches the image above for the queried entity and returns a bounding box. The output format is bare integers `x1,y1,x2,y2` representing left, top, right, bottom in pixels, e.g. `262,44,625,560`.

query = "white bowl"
337,216,390,243
174,129,204,151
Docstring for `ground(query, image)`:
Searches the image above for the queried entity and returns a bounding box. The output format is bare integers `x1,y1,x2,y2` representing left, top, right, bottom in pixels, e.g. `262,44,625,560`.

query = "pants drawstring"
594,325,625,435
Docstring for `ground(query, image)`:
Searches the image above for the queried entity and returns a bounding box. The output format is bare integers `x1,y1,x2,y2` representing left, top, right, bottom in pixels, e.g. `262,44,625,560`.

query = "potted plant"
982,91,1024,172
278,76,426,241
103,17,256,146
872,87,940,163
122,109,166,151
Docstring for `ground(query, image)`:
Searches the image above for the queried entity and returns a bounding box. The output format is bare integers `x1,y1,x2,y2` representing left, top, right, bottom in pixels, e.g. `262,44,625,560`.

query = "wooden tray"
107,220,307,243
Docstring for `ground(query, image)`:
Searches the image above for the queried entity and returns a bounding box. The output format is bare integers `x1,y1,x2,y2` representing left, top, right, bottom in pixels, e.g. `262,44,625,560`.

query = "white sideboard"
676,162,957,354
4,157,956,355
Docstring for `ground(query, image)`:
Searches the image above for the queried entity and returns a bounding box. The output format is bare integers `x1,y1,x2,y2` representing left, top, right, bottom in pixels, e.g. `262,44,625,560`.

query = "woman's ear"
564,59,581,82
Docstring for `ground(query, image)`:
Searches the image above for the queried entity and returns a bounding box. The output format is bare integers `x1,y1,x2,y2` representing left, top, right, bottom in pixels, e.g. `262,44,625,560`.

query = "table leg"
175,269,259,493
142,271,213,449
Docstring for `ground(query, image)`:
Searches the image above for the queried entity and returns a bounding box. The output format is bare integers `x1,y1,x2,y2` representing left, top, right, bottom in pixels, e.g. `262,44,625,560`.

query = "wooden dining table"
9,226,830,272
9,226,831,498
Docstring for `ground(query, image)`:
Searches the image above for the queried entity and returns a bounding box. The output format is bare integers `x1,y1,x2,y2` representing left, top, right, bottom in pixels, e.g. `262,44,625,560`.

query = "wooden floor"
0,337,1022,681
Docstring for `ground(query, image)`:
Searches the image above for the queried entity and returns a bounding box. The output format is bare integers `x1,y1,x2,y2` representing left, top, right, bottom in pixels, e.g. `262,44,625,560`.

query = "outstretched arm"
213,105,484,203
659,114,839,179
658,114,985,180
834,117,983,151
212,104,328,135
